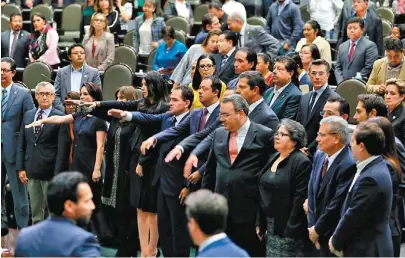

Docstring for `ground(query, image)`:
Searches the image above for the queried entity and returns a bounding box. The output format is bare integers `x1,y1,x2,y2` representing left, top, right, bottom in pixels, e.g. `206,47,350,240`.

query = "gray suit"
334,36,378,84
1,30,30,68
1,84,35,228
242,24,281,60
53,64,101,112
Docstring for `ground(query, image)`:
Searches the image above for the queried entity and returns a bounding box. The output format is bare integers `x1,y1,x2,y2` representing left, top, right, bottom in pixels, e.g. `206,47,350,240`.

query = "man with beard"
14,172,101,257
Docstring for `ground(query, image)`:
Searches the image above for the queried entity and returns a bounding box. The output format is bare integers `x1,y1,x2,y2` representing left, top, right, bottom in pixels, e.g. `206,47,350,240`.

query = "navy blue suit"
15,216,101,257
307,146,356,255
197,235,249,257
332,156,393,257
263,82,302,119
299,72,313,91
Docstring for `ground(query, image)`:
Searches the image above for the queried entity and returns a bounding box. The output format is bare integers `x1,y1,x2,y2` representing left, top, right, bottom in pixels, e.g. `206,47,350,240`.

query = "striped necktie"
2,88,8,117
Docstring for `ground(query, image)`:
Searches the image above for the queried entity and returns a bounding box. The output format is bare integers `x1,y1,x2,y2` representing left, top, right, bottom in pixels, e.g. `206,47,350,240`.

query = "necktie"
199,108,209,131
229,131,238,164
34,110,44,138
348,41,356,62
9,31,18,58
321,158,329,178
2,89,8,117
308,91,318,113
171,117,177,127
221,55,229,68
237,33,242,47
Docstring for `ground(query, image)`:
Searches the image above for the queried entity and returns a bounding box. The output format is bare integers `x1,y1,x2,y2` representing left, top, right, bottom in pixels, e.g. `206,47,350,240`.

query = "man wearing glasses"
296,59,341,156
53,43,101,112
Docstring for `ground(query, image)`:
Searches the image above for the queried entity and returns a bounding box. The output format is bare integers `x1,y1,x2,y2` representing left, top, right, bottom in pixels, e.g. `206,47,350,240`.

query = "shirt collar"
351,37,361,45
275,82,290,94
175,110,189,124
356,155,379,172
298,70,306,81
278,0,290,6
225,47,236,58
199,233,227,253
354,10,367,20
205,101,220,114
249,97,264,113
326,146,345,167
237,118,251,135
37,106,53,116
312,84,328,95
71,65,84,73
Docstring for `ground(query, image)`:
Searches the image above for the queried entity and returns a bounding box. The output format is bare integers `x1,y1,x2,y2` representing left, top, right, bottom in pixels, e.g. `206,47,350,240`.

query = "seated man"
195,13,221,44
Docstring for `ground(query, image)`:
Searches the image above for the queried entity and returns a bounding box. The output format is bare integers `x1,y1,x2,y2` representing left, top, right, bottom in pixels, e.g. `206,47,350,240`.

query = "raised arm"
25,114,74,129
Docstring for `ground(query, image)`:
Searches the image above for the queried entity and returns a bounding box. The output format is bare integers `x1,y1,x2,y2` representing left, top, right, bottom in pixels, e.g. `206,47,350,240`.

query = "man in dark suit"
53,43,101,112
1,57,34,229
213,31,238,84
334,17,378,84
297,59,340,155
15,172,101,257
208,0,229,31
109,86,194,257
226,47,257,89
185,189,249,257
227,12,280,59
264,56,302,119
16,82,69,224
1,13,29,68
329,122,393,257
339,0,383,56
307,116,356,256
203,94,274,257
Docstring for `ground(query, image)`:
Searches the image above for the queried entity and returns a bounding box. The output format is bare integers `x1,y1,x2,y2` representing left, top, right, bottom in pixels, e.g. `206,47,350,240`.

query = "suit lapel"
80,64,90,86
348,38,363,66
94,34,106,58
3,84,18,120
248,101,262,120
317,147,347,197
232,123,255,165
5,31,11,53
205,104,220,127
306,87,330,125
36,108,56,140
222,130,231,165
64,66,72,92
191,109,203,133
313,152,326,196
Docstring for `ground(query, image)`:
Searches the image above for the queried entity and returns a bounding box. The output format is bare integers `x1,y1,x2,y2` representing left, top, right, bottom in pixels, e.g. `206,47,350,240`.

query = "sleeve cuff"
176,145,184,153
125,112,132,121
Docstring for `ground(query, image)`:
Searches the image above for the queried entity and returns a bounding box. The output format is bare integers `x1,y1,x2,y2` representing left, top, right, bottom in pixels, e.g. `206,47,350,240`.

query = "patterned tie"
1,88,8,118
199,108,209,131
321,157,329,178
221,55,229,68
348,41,356,62
34,110,44,138
229,131,238,164
9,31,19,58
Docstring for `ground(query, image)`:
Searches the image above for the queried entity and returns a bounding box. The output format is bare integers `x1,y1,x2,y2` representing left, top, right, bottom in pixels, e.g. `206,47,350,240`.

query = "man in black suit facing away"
203,94,274,257
213,30,238,84
1,13,29,68
296,59,340,156
16,82,69,224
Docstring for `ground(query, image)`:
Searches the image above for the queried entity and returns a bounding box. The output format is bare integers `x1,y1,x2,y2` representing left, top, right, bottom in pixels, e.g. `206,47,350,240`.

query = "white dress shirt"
309,84,328,110
174,110,189,126
248,98,264,114
70,65,84,93
204,101,220,122
270,82,290,107
326,146,345,171
348,155,379,192
175,0,190,20
233,119,251,153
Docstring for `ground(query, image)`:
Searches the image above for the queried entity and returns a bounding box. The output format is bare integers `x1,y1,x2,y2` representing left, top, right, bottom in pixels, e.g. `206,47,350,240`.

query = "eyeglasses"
1,68,12,73
274,132,290,138
317,132,338,137
36,92,53,98
199,64,214,70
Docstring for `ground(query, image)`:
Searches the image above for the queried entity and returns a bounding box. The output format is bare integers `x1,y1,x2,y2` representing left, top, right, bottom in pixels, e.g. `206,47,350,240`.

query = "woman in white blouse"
116,0,133,34
164,0,194,24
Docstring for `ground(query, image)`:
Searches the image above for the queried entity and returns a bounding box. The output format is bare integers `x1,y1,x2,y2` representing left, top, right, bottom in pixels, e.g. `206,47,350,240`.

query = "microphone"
41,73,55,83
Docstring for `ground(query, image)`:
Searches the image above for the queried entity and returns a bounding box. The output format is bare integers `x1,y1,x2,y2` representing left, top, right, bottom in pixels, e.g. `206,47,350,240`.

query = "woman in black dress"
384,78,405,145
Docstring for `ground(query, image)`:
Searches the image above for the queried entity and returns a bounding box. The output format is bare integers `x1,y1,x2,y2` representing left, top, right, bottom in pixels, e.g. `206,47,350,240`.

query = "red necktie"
348,41,356,62
199,108,209,131
229,131,238,164
321,158,329,178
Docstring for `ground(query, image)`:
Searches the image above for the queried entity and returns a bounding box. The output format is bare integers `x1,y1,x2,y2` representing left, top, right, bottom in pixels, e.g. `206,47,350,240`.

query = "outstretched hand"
108,109,127,119
25,120,42,128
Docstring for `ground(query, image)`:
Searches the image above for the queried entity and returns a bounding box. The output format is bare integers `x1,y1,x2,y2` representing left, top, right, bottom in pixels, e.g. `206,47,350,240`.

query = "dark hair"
357,94,388,117
309,58,331,73
174,85,195,109
273,56,299,86
354,122,385,155
327,96,350,116
66,91,80,100
162,25,175,39
305,20,324,37
221,30,238,47
31,12,47,23
368,117,402,180
81,82,103,101
202,75,222,98
68,43,85,56
9,13,22,22
393,24,405,40
237,47,258,71
202,13,216,31
192,54,217,91
257,53,271,64
139,71,170,112
347,17,365,29
47,172,88,216
239,71,267,96
1,57,17,71
385,38,403,52
208,0,223,10
301,43,321,61
201,29,222,47
287,52,303,70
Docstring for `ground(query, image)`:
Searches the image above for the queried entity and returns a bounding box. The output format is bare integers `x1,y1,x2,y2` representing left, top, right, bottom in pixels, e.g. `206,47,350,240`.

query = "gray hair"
229,12,245,23
278,118,307,149
221,94,249,115
185,189,228,235
35,81,55,93
320,116,348,144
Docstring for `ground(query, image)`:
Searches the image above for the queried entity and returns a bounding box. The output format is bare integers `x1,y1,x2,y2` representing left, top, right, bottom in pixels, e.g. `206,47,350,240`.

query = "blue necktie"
2,89,8,117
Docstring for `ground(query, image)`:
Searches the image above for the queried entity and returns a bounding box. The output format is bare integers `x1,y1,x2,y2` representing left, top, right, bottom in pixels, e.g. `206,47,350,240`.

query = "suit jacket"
203,122,274,224
308,147,356,243
1,84,35,164
263,82,302,119
15,216,101,257
53,64,101,112
366,58,405,94
296,86,340,154
388,103,405,145
299,72,313,91
341,10,383,57
243,24,281,59
197,235,249,257
83,32,115,71
332,156,393,257
1,30,30,68
213,51,237,84
16,108,69,180
334,36,379,84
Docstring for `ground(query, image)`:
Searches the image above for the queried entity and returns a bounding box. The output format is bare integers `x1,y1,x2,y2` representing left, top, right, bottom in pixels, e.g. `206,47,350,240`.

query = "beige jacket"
366,58,405,94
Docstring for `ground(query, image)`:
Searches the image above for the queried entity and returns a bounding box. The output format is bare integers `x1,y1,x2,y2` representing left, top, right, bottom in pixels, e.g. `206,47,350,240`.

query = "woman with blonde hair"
83,13,115,71
95,0,120,40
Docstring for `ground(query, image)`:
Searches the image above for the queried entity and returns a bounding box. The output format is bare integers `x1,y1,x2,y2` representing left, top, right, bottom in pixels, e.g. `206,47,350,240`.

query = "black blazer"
1,30,30,68
203,122,275,224
16,108,70,180
296,86,340,155
259,150,311,240
388,103,405,145
213,51,237,84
